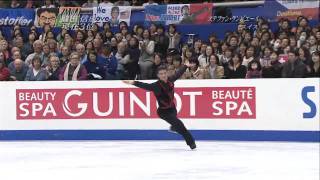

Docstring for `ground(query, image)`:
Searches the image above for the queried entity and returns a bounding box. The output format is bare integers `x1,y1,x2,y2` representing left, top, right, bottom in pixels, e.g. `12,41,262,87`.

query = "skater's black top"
133,65,188,110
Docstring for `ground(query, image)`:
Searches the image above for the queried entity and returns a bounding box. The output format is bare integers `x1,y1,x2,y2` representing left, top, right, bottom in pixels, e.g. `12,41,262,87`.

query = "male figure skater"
123,62,196,150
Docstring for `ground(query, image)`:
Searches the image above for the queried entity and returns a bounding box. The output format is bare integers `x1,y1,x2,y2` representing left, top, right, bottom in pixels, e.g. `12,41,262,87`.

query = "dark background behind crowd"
0,0,319,81
0,0,256,8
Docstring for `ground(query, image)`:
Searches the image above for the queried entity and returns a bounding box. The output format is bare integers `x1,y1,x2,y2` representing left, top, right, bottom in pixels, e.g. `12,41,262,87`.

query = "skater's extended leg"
158,109,196,149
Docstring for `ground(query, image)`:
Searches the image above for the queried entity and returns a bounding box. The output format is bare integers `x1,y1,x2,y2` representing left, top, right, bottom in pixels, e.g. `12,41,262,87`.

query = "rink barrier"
0,130,319,142
0,79,319,142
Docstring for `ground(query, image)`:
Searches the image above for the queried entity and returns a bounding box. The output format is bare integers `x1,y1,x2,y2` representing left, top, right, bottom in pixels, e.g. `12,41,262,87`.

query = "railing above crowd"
0,0,319,82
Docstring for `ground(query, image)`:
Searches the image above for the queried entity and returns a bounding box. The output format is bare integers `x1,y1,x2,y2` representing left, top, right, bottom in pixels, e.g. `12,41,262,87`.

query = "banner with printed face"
264,0,319,21
55,7,81,30
145,3,213,25
34,8,59,28
0,9,34,26
93,6,131,27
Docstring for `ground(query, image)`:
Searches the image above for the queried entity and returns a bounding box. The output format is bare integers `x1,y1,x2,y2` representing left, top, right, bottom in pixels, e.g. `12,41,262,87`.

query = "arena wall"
0,79,319,142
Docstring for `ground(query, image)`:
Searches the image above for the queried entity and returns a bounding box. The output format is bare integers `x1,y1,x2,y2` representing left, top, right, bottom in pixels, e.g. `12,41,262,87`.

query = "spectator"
9,59,28,81
22,33,37,58
10,0,22,8
225,54,247,79
182,47,194,64
39,25,51,42
84,51,105,80
131,0,141,6
6,47,20,65
308,35,318,54
114,0,130,6
82,0,98,8
25,55,47,81
198,45,213,68
246,60,262,78
262,51,282,78
127,37,140,79
76,44,88,64
84,41,93,53
115,42,130,79
139,29,155,79
41,0,56,8
184,58,205,79
167,24,181,50
143,0,158,7
42,43,51,67
99,0,113,6
260,46,273,67
152,53,163,79
172,55,183,74
46,55,61,80
282,50,307,78
204,54,224,79
307,51,320,77
101,44,118,80
25,40,44,66
59,52,88,81
242,46,255,67
0,39,10,60
154,25,169,56
219,48,232,68
0,52,8,67
0,59,10,81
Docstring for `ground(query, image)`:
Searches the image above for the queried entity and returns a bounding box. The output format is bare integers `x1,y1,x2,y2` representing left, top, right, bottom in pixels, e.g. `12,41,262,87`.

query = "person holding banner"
123,62,197,150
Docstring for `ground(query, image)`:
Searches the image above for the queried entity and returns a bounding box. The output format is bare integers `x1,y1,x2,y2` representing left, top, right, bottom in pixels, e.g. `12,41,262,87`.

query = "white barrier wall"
0,79,319,141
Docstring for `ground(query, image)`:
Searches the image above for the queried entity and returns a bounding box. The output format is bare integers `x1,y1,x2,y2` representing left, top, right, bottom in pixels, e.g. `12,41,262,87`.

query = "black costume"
133,65,196,149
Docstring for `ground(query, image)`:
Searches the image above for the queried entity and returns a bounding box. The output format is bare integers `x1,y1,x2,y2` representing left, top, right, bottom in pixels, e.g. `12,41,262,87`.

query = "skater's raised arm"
123,80,155,91
169,62,191,82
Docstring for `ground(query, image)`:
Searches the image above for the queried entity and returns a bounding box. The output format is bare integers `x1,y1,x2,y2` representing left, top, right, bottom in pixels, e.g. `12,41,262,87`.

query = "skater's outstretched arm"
169,62,191,82
123,80,155,91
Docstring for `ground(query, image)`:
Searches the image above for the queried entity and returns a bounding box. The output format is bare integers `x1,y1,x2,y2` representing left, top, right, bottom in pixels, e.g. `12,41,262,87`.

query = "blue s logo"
301,86,317,119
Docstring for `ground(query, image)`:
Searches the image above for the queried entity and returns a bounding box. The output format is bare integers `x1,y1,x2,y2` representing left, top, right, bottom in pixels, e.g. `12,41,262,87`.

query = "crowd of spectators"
0,1,319,81
0,0,252,8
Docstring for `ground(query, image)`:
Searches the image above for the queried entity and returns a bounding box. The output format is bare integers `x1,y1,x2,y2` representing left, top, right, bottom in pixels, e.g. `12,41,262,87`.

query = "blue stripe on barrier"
0,130,319,142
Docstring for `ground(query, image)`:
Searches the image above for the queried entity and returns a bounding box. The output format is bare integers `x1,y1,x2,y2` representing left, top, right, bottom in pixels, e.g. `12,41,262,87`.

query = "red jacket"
0,67,10,81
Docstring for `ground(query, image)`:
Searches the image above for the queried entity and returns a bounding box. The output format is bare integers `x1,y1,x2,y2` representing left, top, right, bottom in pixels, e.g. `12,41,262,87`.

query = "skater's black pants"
157,108,195,145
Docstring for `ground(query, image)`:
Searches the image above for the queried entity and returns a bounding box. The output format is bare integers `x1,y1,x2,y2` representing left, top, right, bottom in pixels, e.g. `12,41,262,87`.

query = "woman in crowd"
198,45,213,68
84,51,105,80
308,51,320,77
224,54,247,79
246,60,262,78
242,46,256,67
262,51,282,78
0,59,10,81
138,29,155,79
204,54,224,79
59,52,88,81
127,37,140,79
25,55,47,81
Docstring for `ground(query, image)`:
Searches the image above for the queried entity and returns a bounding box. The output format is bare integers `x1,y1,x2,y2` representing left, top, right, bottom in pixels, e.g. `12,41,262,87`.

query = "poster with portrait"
34,8,59,28
145,3,213,26
55,7,81,30
93,6,132,27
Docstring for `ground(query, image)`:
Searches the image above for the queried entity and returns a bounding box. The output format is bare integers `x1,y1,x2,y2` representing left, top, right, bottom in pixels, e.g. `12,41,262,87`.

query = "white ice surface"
0,141,319,180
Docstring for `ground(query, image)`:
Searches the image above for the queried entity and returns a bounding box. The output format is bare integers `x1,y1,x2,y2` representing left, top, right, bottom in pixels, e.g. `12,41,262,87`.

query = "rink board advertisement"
0,79,319,142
